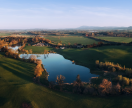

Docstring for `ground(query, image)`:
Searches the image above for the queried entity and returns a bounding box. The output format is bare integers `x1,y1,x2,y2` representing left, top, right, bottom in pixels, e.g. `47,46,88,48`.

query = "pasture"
1,52,132,108
95,36,132,43
44,36,100,45
24,45,132,71
0,33,11,36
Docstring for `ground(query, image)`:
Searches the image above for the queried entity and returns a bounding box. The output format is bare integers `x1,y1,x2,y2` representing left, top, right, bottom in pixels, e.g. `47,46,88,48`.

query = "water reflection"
20,54,98,83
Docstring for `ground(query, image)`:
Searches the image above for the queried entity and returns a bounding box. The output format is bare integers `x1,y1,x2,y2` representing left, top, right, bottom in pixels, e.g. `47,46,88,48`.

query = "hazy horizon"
1,0,132,29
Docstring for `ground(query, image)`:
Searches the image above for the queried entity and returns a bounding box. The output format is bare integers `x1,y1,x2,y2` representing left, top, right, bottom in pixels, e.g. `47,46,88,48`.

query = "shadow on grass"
1,64,33,82
0,97,7,106
2,61,34,75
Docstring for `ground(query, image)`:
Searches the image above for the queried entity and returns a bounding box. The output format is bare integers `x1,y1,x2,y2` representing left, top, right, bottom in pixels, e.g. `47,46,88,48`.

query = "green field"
24,45,54,54
0,33,11,36
1,52,132,108
44,36,100,45
95,36,132,43
24,45,132,71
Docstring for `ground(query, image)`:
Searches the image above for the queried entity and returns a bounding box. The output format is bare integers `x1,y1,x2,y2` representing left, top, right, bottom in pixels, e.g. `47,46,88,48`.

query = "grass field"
24,45,132,71
24,45,54,54
0,33,11,36
95,36,132,43
44,36,100,45
1,52,132,108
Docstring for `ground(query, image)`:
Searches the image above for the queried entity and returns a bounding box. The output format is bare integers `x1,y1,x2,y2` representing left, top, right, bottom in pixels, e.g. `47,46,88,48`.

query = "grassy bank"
44,36,100,45
0,33,11,36
24,45,132,71
95,36,132,43
1,52,132,108
24,45,54,54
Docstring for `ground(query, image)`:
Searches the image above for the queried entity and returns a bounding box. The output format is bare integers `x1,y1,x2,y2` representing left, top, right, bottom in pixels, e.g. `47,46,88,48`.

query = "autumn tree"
29,55,37,63
34,60,44,82
29,49,32,54
73,74,84,93
59,41,62,44
56,75,65,91
44,49,48,54
98,79,112,96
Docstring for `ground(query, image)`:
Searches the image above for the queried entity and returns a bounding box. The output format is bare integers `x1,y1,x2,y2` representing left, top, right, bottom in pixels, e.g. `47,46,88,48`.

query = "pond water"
20,54,98,83
8,46,20,51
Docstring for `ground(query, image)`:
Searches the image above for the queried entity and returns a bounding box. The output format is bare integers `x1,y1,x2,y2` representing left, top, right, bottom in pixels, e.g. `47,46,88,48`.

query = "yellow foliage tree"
34,64,44,77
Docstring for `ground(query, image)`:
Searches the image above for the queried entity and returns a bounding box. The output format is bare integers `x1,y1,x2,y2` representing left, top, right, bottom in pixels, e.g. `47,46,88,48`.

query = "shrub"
129,79,132,84
29,55,37,63
95,60,99,65
122,77,129,85
115,83,121,92
83,84,97,95
112,67,116,72
117,75,122,81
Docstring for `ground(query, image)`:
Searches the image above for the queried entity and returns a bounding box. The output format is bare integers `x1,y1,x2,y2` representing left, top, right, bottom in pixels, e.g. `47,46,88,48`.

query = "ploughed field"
44,36,100,45
95,36,132,43
1,52,132,108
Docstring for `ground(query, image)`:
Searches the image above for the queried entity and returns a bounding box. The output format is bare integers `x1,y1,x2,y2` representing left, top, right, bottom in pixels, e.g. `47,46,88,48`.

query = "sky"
0,0,132,29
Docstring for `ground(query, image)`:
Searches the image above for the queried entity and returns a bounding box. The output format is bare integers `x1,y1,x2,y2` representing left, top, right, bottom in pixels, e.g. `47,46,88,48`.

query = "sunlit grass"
95,36,132,43
44,36,100,45
1,48,132,107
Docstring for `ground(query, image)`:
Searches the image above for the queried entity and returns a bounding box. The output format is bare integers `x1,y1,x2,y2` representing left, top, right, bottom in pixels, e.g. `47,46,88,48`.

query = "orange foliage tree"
34,60,44,77
98,79,112,96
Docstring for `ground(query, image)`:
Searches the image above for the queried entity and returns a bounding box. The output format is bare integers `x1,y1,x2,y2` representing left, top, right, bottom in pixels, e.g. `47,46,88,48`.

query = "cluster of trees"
73,74,84,93
117,75,132,86
32,36,51,43
21,54,45,81
29,55,37,63
86,42,103,48
96,31,132,37
56,75,65,91
1,45,20,59
5,48,20,59
0,39,8,50
126,68,132,76
95,60,125,72
51,74,125,96
4,37,27,45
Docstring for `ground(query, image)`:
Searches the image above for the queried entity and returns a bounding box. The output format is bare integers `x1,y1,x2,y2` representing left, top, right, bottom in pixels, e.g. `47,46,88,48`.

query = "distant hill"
75,26,131,30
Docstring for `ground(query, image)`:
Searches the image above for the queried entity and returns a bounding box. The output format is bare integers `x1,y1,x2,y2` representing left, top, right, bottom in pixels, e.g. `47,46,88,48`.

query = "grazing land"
0,33,11,36
24,45,132,71
44,36,100,45
95,36,132,43
2,32,132,108
1,52,132,108
24,45,54,54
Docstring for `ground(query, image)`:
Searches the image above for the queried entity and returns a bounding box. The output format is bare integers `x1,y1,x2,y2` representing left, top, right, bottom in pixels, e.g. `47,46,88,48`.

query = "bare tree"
56,75,65,91
73,74,84,93
29,55,37,63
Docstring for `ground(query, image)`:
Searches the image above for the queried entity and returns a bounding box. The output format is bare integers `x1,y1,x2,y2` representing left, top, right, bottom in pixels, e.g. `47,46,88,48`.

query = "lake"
20,53,98,83
8,46,20,50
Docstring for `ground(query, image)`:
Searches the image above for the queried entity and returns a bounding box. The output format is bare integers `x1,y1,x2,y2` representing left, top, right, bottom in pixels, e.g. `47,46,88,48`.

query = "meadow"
0,33,11,36
95,36,132,43
24,45,132,71
44,36,100,45
1,52,132,108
